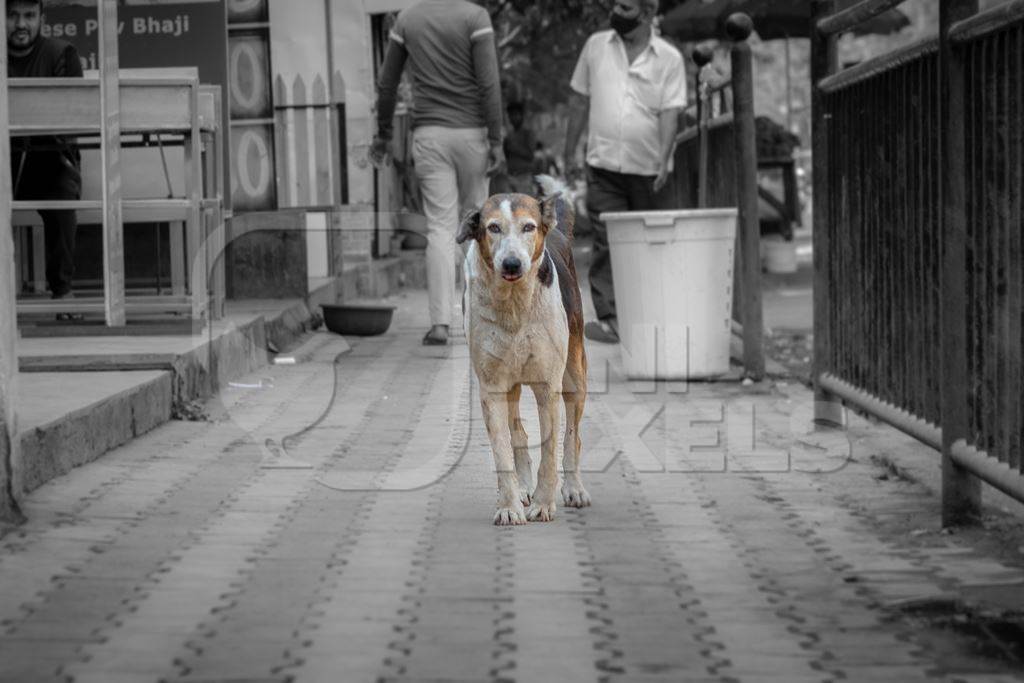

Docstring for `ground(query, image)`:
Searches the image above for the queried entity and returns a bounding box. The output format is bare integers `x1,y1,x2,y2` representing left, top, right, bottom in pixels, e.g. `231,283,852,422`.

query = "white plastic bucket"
604,208,738,380
762,234,798,274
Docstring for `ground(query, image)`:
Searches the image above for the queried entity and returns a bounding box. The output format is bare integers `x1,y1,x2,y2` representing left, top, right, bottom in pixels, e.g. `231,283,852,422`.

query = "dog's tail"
535,174,575,238
535,174,568,198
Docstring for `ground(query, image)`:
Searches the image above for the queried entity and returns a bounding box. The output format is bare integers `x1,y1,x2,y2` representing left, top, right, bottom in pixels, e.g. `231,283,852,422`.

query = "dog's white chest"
465,254,568,387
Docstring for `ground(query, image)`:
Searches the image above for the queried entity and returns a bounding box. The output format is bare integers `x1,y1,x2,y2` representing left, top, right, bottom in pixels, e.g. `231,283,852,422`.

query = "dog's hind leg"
508,384,533,506
526,384,560,522
561,346,591,508
481,390,527,526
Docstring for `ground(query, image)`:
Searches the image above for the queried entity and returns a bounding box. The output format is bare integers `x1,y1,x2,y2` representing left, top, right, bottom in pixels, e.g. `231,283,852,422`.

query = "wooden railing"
9,76,223,326
6,1,224,330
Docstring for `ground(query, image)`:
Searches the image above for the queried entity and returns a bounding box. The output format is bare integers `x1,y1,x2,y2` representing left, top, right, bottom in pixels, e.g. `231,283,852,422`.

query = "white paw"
494,502,527,526
561,481,592,508
526,499,557,522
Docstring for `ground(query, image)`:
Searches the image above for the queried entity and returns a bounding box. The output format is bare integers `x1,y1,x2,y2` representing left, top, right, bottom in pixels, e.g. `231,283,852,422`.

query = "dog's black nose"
501,256,522,275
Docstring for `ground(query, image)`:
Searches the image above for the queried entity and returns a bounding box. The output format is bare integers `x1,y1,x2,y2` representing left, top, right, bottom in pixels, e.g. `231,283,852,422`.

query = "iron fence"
819,42,944,426
812,0,1024,521
957,15,1024,476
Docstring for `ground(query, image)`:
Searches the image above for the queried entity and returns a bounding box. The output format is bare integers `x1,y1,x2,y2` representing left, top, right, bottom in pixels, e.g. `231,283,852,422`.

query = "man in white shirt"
563,0,687,343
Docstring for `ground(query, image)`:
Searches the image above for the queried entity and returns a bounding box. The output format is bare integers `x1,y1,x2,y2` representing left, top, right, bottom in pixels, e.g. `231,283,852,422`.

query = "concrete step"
17,371,172,494
11,253,427,500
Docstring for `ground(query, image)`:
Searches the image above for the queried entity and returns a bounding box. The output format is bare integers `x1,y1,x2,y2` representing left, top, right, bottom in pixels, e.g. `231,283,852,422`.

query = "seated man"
8,0,84,312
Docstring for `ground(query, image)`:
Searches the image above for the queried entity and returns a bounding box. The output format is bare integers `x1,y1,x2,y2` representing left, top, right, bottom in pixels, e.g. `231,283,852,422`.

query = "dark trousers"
14,151,80,298
39,209,77,298
585,165,674,321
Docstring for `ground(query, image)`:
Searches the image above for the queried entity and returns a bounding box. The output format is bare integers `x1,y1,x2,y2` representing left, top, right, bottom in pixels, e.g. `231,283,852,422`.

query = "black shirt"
9,36,84,186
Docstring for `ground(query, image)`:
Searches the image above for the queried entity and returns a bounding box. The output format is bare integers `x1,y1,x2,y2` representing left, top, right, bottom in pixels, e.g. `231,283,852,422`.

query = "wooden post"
1,0,25,524
325,0,342,209
98,0,126,327
727,14,765,380
692,46,713,209
940,0,981,525
811,0,843,425
185,80,204,320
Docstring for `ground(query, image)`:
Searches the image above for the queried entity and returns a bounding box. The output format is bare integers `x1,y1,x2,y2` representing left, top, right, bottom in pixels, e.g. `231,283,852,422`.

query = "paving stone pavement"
2,291,1024,683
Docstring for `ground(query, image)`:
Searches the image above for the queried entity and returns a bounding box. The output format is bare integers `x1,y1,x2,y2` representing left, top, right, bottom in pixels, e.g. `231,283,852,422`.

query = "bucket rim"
599,208,739,222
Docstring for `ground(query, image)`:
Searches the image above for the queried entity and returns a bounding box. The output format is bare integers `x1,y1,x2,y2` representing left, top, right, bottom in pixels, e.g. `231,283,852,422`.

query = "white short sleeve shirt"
570,30,687,176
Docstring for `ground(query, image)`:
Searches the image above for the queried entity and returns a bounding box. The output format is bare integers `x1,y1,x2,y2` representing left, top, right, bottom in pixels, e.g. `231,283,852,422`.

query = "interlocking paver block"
1,290,1021,683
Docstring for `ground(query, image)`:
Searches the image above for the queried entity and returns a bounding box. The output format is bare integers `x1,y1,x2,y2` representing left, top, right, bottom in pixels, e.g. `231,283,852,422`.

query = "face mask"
610,11,642,37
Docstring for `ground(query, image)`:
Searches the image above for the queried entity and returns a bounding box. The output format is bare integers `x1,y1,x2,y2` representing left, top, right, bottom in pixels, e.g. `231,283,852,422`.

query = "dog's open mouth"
501,272,523,282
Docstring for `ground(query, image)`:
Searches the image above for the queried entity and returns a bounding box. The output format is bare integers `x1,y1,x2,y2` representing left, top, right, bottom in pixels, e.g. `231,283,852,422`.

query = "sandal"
422,325,448,346
584,319,619,344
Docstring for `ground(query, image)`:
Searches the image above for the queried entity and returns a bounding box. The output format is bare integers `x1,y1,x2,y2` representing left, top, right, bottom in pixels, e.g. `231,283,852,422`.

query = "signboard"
41,1,230,208
42,2,227,92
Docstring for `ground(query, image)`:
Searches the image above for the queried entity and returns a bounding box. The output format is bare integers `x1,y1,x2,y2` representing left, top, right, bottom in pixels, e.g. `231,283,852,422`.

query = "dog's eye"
522,223,537,233
487,223,502,234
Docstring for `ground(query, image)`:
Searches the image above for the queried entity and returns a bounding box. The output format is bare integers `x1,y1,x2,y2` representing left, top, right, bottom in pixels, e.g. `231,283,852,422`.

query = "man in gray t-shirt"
373,0,505,346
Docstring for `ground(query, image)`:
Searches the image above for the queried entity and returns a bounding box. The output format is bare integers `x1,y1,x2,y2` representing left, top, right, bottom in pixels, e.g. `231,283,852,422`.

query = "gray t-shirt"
388,0,501,140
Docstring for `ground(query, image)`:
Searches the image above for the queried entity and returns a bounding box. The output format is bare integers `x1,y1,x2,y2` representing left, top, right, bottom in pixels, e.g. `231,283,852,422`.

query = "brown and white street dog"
457,176,590,525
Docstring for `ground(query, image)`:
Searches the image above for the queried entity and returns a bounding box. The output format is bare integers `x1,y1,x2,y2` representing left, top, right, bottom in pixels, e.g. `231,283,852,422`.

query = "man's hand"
370,136,391,168
486,143,506,176
653,163,670,193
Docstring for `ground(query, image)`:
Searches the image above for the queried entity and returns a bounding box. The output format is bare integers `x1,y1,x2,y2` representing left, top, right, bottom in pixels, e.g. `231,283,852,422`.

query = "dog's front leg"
481,391,527,526
526,385,560,522
508,384,533,506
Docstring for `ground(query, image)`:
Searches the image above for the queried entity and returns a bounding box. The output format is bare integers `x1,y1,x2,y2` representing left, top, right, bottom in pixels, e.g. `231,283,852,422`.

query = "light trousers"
412,125,490,326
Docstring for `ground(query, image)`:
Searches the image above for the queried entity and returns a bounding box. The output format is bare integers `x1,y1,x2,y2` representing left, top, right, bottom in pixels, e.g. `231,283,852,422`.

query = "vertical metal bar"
832,88,844,381
891,65,901,407
693,48,712,209
920,56,931,418
851,82,860,385
867,74,876,392
813,0,842,424
983,35,995,457
970,44,978,448
998,30,1012,465
838,87,848,380
929,54,942,425
1011,26,1023,472
872,72,880,397
727,15,765,380
941,0,982,525
99,0,126,327
909,62,917,417
835,87,843,378
898,64,909,410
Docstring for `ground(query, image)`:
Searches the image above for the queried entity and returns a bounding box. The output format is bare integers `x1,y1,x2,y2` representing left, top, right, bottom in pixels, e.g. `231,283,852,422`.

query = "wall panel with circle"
227,0,276,211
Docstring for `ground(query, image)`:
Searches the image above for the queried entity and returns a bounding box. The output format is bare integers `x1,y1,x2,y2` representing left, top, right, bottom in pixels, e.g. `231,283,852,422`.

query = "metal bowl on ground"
320,304,396,336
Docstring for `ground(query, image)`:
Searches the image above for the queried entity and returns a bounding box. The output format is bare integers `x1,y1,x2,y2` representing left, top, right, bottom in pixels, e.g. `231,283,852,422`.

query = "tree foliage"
482,0,614,108
482,1,691,111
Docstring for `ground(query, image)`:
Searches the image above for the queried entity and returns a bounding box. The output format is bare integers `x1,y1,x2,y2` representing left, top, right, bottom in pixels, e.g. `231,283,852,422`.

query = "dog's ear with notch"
540,193,574,237
536,174,575,237
456,209,482,244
